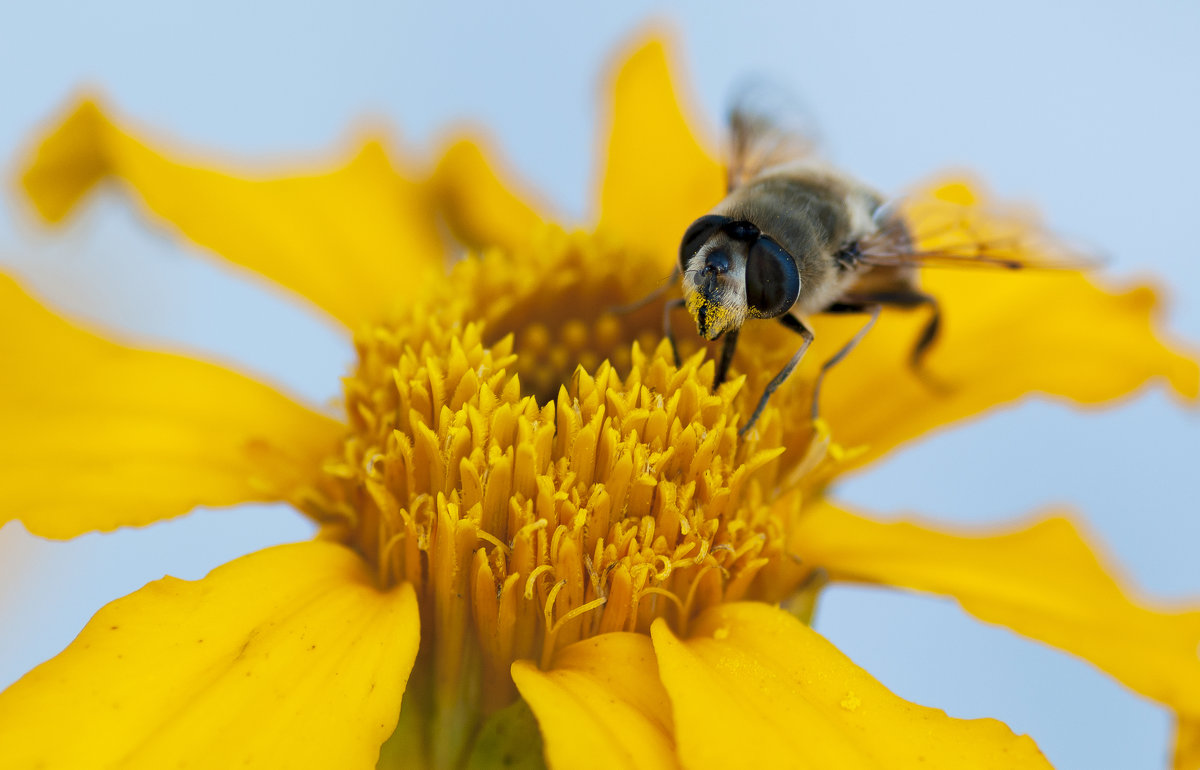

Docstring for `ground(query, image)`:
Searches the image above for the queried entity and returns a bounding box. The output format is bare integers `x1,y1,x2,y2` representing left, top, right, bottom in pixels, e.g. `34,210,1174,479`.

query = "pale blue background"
1,2,1198,768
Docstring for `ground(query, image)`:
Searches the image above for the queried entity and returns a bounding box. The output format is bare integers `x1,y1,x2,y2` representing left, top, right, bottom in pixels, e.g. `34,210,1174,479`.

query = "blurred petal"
0,273,343,538
794,503,1200,722
652,603,1050,769
513,633,677,770
811,186,1198,476
429,138,546,255
596,36,725,270
0,541,420,770
20,98,445,329
1176,717,1200,770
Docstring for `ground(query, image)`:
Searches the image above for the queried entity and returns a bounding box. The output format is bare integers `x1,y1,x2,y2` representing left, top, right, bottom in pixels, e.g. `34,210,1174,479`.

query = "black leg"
909,293,941,370
663,298,687,367
740,314,814,436
713,327,740,389
836,288,941,372
809,304,880,421
610,267,680,314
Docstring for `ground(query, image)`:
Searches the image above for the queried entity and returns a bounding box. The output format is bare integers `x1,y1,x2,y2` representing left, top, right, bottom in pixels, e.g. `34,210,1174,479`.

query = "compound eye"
745,236,800,318
679,215,731,272
724,220,760,242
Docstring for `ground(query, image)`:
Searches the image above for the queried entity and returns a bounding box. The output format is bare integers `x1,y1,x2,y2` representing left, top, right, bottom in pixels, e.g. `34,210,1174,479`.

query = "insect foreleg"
739,314,814,436
713,327,740,389
662,298,687,367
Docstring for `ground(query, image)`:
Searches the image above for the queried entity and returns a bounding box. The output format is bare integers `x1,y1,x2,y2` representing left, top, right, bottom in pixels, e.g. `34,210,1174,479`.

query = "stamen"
524,564,556,601
551,596,609,636
543,579,568,629
682,561,730,635
474,529,510,555
296,235,817,760
636,586,685,621
652,553,674,581
539,580,570,669
378,532,406,585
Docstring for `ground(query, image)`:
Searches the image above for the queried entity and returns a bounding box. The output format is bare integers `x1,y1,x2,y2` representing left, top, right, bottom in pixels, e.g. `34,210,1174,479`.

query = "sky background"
1,1,1198,768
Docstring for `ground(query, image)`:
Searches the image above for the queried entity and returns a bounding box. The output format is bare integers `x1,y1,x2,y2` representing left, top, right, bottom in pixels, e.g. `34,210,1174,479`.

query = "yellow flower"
2,33,1199,770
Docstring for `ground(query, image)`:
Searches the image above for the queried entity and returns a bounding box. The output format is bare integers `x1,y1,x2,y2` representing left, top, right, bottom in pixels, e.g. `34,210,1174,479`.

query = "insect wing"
859,187,1106,271
726,81,822,191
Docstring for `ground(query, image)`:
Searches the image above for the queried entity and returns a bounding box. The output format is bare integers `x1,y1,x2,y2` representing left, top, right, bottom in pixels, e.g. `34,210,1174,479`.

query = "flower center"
298,231,814,766
444,228,688,402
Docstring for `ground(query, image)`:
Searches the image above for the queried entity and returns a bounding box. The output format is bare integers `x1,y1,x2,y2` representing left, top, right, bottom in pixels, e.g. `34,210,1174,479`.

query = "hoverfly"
657,92,1093,435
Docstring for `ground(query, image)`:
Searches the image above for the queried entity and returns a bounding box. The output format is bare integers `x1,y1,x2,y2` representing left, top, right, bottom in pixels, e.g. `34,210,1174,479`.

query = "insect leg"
739,314,814,436
809,304,881,421
903,293,951,393
663,298,687,367
840,289,941,370
610,267,680,314
909,293,941,370
713,327,740,389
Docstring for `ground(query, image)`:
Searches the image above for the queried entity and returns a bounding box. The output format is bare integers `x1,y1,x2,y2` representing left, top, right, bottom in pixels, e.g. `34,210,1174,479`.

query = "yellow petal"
814,213,1197,477
0,541,420,770
793,502,1200,722
20,98,445,329
595,36,725,270
1177,717,1200,770
651,603,1051,770
429,138,546,255
0,273,343,538
513,633,678,770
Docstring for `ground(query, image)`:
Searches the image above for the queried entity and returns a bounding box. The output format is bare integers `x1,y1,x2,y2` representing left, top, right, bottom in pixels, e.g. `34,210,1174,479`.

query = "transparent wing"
858,187,1106,271
726,80,823,192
